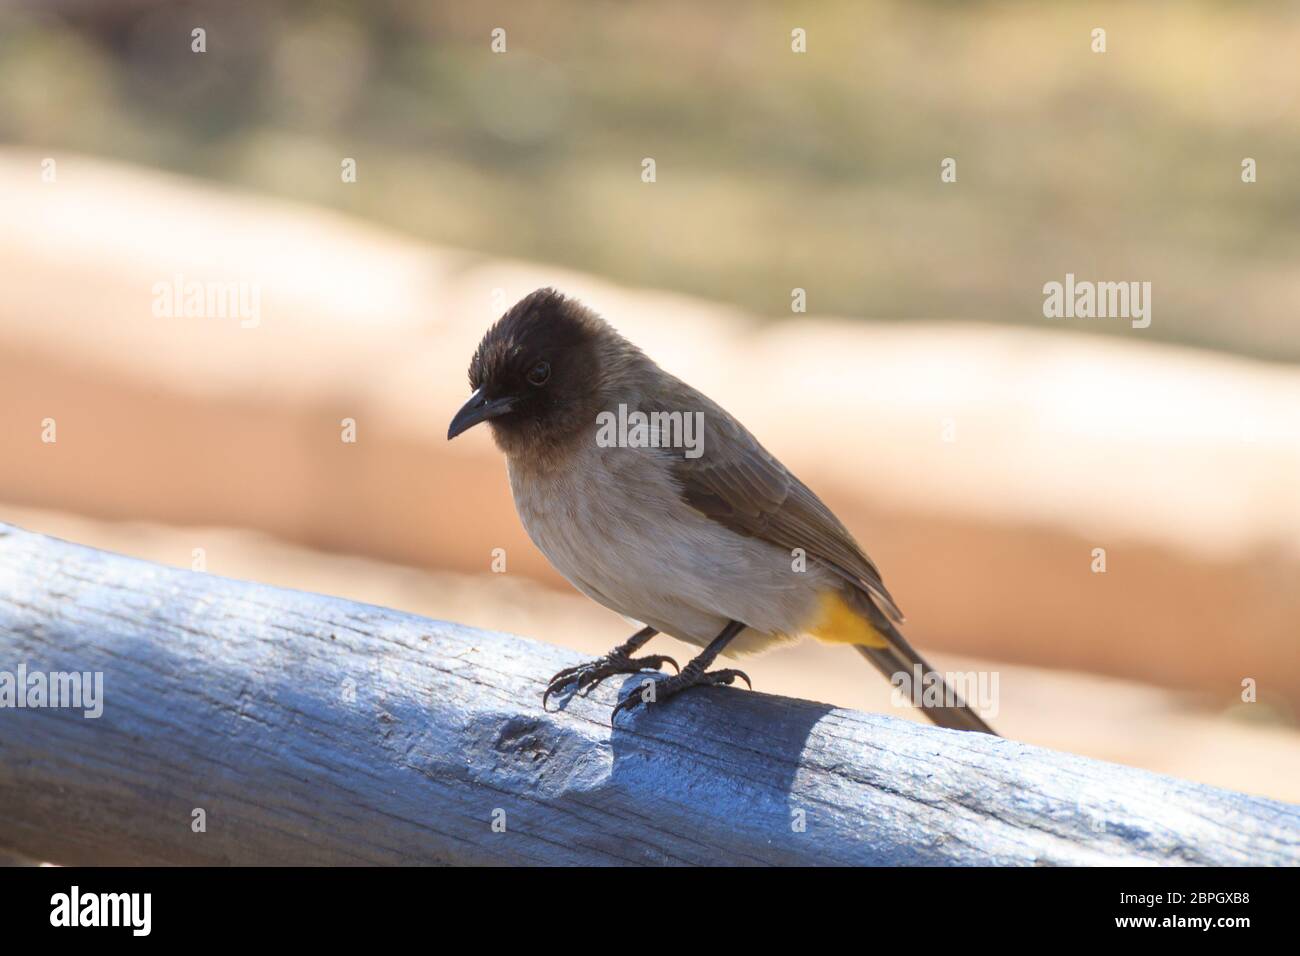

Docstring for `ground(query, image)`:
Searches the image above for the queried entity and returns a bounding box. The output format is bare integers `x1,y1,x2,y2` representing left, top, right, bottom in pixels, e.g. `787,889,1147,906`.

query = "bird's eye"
526,361,551,386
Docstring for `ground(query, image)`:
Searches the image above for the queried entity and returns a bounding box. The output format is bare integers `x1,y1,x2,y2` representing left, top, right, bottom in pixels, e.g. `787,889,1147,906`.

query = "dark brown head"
448,289,627,456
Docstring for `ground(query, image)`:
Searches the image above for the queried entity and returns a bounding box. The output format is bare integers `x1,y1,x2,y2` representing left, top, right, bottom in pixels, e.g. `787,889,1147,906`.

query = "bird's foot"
543,649,678,708
611,666,752,723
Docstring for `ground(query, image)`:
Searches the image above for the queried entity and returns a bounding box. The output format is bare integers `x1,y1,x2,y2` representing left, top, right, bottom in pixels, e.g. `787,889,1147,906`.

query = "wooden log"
0,523,1295,865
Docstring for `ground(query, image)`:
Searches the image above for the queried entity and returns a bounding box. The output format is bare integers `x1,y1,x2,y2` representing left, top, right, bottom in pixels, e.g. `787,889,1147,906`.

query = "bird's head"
448,288,623,456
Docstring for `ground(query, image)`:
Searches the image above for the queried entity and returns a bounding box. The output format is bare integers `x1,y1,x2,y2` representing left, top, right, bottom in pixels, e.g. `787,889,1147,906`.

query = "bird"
448,288,996,734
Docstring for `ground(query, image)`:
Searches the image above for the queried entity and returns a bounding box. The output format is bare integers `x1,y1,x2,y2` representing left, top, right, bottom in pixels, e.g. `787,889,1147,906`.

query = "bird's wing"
662,391,904,623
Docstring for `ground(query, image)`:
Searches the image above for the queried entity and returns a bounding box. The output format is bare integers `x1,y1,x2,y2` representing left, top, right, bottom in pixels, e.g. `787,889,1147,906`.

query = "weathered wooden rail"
0,523,1296,865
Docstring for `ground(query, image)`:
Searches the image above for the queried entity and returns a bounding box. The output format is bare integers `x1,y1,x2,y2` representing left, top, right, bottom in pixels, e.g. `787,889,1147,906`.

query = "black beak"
448,388,517,440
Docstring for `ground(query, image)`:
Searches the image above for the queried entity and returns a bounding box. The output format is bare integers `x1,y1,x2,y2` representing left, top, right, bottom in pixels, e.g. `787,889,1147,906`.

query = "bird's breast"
505,443,831,649
507,444,684,607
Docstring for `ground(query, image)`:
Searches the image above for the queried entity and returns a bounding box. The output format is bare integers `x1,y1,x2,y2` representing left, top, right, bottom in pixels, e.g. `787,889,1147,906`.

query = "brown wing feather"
654,384,1001,734
663,389,904,623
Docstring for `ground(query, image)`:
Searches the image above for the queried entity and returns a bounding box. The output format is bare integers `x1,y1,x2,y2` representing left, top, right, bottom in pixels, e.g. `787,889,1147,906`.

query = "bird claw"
542,651,679,709
611,667,753,724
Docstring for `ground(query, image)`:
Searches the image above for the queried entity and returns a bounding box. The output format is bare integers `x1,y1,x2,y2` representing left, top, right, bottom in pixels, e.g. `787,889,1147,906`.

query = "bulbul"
448,288,996,734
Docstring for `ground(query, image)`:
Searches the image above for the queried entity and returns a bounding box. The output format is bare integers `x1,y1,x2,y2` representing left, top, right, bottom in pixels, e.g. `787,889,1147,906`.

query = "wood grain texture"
0,523,1296,866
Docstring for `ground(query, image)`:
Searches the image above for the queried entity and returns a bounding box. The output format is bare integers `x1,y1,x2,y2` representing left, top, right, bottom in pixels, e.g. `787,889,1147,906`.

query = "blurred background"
1,1,1298,799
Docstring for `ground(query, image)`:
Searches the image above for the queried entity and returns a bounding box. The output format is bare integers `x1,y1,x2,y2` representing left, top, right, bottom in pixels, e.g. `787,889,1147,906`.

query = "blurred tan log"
1,147,1298,718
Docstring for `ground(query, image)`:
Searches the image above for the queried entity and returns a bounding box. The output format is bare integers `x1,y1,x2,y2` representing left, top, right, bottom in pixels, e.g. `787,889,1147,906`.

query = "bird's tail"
806,589,998,735
853,626,998,735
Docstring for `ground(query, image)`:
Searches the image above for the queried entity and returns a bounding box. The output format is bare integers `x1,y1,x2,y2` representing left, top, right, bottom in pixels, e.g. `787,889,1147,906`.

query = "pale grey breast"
506,437,833,654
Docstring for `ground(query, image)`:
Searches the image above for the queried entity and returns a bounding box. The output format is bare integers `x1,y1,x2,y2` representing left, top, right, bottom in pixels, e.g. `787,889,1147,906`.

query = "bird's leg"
612,620,752,722
542,626,678,707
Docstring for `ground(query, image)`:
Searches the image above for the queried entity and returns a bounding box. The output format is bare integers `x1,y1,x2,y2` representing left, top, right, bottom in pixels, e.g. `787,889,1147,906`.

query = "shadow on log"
0,523,1296,866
